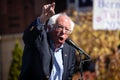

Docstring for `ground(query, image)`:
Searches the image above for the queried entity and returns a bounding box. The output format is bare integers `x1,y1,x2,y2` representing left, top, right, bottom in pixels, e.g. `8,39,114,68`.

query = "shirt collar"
49,40,64,52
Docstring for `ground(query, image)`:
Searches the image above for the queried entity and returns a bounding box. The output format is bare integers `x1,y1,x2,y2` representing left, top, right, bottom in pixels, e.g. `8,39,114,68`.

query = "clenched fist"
39,2,55,24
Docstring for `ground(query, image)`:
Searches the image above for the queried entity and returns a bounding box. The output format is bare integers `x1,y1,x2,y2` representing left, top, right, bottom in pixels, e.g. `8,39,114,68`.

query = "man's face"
50,15,71,45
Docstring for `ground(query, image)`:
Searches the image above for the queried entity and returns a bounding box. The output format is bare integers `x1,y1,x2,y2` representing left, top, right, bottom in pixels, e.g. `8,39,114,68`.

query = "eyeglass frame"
54,24,72,34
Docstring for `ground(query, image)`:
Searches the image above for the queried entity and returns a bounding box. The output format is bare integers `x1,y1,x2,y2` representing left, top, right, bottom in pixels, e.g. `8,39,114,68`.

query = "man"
19,2,76,80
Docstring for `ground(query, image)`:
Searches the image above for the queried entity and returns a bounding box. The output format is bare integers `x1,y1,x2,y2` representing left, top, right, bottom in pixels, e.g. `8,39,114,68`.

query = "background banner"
93,0,120,30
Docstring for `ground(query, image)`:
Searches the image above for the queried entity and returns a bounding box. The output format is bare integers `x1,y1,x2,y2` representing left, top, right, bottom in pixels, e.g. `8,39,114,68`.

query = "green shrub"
8,40,23,80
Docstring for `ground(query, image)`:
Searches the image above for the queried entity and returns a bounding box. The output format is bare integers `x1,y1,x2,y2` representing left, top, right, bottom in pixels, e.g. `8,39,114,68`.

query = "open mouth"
59,37,64,41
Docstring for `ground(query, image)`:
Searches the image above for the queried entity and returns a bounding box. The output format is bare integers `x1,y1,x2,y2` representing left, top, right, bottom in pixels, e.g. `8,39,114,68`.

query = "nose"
61,28,66,34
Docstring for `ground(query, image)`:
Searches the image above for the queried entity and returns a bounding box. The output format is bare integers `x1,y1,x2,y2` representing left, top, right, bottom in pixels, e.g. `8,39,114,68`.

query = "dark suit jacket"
19,19,76,80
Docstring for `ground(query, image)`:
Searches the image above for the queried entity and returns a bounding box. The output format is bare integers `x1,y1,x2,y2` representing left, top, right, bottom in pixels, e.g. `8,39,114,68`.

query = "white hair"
47,13,75,33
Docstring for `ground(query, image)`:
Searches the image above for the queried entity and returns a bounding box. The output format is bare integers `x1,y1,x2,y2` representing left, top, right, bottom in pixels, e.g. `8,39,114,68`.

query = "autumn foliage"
69,10,120,80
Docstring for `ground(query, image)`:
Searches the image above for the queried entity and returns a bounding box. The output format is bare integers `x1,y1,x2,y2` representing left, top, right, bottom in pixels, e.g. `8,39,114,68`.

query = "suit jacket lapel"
62,43,69,79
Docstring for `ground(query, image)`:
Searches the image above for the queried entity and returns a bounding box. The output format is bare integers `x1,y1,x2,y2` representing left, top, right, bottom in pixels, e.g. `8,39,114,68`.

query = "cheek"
64,35,69,40
54,30,61,36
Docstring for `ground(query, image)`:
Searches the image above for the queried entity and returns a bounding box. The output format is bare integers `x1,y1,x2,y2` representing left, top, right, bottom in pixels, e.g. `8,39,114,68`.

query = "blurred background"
0,0,120,80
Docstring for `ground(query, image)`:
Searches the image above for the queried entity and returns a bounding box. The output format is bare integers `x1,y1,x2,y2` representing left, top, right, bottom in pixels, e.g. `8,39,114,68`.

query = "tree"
8,40,23,80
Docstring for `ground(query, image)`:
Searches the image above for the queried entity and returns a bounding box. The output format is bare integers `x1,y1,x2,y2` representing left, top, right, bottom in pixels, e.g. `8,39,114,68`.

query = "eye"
57,26,63,29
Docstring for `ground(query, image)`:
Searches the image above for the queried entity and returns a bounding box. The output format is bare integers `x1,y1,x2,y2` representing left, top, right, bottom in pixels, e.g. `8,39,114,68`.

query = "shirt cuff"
36,17,45,30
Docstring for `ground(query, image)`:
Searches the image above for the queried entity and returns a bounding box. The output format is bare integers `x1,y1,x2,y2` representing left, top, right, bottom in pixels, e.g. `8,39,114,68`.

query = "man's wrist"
38,15,48,24
37,17,45,30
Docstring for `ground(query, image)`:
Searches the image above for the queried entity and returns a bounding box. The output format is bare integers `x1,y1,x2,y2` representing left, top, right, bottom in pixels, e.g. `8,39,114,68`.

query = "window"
8,16,20,28
79,0,93,8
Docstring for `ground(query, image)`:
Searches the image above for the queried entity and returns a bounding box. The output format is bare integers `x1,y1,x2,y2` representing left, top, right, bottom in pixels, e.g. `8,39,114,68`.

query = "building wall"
0,33,24,80
0,0,36,35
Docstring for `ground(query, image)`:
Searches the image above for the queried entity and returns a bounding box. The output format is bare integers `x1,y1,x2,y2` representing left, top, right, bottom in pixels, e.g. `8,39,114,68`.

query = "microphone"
66,38,91,79
66,38,80,50
66,38,91,59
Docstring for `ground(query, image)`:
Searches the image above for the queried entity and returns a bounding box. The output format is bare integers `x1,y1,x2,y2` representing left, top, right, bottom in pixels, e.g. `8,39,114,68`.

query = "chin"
58,39,65,44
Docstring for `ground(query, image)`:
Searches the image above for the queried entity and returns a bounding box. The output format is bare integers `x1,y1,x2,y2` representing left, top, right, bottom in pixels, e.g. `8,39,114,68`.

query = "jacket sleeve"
23,19,44,45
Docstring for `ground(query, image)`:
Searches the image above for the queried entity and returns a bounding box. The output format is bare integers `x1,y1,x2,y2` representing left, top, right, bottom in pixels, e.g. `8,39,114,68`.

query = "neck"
54,42,62,49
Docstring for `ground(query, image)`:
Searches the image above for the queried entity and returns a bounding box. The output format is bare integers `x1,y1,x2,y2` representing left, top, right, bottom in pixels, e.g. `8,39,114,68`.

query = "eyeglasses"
55,25,71,34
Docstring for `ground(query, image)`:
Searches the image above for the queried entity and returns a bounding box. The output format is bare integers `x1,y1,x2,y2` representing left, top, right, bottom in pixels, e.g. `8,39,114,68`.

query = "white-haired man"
19,2,76,80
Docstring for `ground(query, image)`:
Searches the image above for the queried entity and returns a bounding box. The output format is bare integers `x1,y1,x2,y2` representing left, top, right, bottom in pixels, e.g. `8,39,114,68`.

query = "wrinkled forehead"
56,15,70,23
